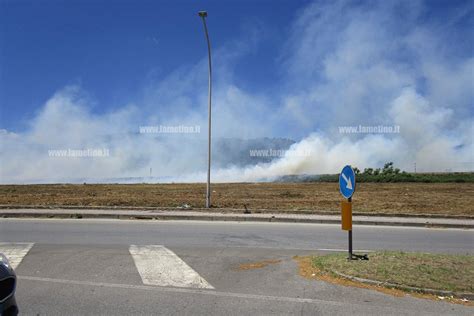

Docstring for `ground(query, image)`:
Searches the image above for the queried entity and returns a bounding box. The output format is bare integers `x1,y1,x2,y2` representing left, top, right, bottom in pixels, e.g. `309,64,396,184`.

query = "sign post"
339,165,367,261
341,198,352,257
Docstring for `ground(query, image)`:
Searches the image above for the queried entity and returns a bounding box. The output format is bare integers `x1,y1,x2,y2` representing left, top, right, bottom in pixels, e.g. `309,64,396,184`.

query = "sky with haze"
0,0,473,183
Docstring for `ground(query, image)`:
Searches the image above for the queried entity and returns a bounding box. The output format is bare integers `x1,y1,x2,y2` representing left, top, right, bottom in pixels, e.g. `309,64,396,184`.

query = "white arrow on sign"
341,173,353,190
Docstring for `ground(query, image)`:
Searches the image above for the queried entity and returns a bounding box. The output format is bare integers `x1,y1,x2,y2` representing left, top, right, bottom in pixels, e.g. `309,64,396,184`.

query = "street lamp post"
198,11,212,208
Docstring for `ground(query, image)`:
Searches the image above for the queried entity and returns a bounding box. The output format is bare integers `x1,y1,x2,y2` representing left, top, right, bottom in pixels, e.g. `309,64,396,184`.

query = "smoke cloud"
1,0,472,183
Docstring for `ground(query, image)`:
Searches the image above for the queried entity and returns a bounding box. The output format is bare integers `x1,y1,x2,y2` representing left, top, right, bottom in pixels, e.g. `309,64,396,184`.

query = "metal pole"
348,230,353,259
198,11,212,208
348,197,352,260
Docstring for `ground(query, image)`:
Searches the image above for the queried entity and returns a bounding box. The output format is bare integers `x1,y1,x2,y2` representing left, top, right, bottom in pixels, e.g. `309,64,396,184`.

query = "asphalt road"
0,218,472,253
0,218,472,315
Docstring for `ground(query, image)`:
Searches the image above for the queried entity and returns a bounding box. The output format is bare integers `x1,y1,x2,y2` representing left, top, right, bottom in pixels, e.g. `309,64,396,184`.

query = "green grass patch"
312,251,474,293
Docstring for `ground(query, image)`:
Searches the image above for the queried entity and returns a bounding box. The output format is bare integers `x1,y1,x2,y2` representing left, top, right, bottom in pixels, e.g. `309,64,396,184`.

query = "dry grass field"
1,183,473,216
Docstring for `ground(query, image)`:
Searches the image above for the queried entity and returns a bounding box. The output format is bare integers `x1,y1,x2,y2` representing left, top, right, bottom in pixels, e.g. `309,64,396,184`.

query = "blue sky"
0,0,472,183
1,0,311,131
1,0,472,132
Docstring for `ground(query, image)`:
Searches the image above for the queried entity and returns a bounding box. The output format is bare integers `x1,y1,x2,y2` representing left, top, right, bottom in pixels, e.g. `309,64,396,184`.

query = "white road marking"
0,242,34,269
230,245,375,252
17,275,350,307
313,248,375,253
129,245,214,289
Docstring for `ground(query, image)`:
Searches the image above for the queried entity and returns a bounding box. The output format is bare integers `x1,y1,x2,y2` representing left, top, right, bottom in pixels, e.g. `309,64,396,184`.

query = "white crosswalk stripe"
129,245,214,289
0,242,34,269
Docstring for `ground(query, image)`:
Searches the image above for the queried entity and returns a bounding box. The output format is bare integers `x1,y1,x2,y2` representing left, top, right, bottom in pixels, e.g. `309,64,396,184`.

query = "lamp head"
198,11,208,18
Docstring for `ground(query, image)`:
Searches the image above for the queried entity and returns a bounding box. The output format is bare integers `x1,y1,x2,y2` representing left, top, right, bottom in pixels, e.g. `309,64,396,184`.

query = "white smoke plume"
0,0,472,183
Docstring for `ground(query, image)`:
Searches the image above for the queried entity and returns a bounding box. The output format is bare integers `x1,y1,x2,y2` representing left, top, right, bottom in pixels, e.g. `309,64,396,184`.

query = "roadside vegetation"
280,163,474,183
311,251,474,294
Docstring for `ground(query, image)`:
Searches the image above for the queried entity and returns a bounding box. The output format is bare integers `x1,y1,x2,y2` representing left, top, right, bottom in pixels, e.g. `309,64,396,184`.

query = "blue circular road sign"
339,165,356,199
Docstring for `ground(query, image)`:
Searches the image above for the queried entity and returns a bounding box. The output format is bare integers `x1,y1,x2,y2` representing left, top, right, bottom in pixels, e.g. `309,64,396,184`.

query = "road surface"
0,218,472,315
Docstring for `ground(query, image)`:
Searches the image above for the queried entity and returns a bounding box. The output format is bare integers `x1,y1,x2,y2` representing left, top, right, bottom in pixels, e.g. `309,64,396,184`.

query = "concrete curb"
331,270,474,301
0,205,472,219
0,210,473,229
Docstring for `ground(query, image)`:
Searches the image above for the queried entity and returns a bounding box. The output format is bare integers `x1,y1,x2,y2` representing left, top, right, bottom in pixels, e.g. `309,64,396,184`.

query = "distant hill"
213,137,296,168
